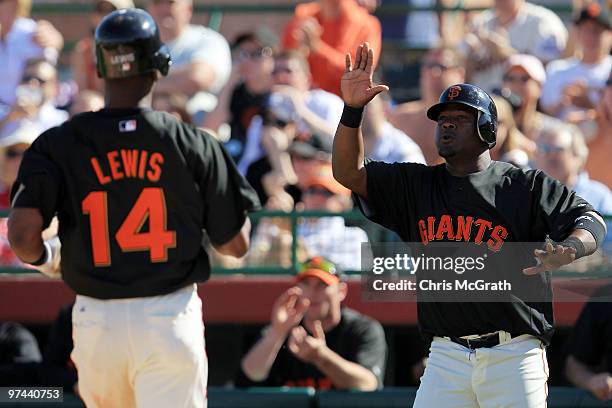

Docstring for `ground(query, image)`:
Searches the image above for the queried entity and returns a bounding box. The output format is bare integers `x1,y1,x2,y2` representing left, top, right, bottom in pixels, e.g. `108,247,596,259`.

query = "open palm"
341,42,389,108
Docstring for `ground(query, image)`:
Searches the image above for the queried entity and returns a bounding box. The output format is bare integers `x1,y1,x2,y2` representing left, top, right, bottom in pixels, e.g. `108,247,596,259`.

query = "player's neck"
445,153,491,177
105,91,153,110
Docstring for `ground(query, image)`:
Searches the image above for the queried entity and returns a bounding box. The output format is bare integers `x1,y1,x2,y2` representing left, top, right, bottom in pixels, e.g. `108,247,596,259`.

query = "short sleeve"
354,161,425,238
351,318,387,387
531,171,595,242
11,129,62,228
189,29,232,94
198,131,261,245
530,16,567,62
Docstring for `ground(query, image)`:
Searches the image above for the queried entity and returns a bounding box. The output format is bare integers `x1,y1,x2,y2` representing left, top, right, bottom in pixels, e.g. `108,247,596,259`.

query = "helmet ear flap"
153,45,172,77
477,111,496,149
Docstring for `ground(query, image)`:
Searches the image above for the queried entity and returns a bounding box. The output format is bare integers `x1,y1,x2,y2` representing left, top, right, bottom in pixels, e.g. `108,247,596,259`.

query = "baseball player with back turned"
332,42,607,407
8,9,259,408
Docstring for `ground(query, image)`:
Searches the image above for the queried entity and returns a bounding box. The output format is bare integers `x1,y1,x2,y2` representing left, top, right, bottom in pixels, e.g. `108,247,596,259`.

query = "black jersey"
357,160,595,344
12,108,260,299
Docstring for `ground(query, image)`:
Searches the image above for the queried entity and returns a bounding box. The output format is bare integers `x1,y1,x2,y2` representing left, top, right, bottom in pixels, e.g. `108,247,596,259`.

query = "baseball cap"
304,164,350,196
504,54,546,84
574,3,611,29
289,133,333,161
296,257,342,286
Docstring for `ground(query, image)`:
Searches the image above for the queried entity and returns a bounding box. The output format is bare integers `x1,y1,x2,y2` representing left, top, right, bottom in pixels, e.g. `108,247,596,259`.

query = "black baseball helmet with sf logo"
95,8,172,79
426,83,498,149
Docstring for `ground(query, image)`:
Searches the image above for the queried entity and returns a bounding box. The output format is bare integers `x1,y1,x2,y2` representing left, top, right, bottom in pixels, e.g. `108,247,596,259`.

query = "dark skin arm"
332,42,388,199
212,218,251,258
7,208,45,264
523,212,606,275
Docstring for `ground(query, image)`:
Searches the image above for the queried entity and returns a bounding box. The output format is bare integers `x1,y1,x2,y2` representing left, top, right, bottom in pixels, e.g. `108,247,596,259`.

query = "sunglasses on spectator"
237,47,273,61
422,62,455,71
5,149,25,159
537,144,566,154
304,186,334,197
272,66,296,75
503,74,531,83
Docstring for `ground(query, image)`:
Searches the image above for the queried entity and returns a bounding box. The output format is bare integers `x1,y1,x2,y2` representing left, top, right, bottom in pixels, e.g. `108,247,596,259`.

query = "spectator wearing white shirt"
0,0,63,113
362,96,425,164
0,59,68,141
461,0,567,92
540,4,611,138
147,0,231,100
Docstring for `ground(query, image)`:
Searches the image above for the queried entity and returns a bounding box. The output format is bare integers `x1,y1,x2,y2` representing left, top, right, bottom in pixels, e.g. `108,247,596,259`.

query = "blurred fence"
0,209,610,277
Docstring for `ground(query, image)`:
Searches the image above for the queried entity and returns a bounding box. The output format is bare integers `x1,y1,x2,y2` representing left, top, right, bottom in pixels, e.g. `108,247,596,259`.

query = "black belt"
449,333,503,349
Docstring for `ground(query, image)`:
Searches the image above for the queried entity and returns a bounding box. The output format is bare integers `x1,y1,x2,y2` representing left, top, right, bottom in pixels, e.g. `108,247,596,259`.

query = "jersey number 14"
82,187,176,266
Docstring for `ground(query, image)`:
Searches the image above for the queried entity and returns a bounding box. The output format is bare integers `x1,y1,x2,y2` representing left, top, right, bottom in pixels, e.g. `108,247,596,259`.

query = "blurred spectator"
204,29,277,162
0,59,68,140
70,0,134,93
237,257,386,390
501,54,564,142
0,121,38,209
0,0,63,113
362,95,425,164
69,90,104,117
152,92,191,124
378,0,440,48
534,124,612,215
248,164,370,271
540,4,611,139
565,284,612,401
388,46,465,165
38,303,79,395
489,94,535,161
586,75,612,187
0,322,41,386
147,0,232,107
461,0,567,92
281,0,382,96
238,51,343,204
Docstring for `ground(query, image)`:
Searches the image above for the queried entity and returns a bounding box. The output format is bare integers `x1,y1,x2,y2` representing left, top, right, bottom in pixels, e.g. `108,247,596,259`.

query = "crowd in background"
0,0,612,399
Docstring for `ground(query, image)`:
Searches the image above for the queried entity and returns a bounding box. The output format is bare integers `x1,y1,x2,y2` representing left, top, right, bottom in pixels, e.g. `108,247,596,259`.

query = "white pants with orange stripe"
413,335,549,408
71,284,207,408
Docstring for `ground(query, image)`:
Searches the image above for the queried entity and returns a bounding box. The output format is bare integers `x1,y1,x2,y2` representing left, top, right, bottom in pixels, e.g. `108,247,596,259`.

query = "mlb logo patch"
119,120,137,132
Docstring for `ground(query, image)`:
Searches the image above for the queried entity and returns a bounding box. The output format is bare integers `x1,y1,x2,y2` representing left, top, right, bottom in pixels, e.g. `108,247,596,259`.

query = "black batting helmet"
426,83,497,149
95,8,171,79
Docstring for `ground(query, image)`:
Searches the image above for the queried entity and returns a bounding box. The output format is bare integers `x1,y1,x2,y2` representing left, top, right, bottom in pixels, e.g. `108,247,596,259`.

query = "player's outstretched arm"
523,211,606,275
332,42,388,199
7,208,45,263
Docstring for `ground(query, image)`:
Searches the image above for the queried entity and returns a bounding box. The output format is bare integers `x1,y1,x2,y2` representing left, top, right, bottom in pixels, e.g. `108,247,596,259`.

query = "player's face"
435,105,482,159
297,277,346,321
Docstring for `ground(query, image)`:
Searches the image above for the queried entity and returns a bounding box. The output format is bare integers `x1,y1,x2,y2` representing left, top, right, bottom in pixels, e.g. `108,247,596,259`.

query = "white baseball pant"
413,334,549,408
71,284,207,408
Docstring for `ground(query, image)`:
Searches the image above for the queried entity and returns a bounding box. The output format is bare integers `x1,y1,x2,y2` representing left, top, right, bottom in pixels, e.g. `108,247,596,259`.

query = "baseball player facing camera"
332,42,607,407
8,8,259,408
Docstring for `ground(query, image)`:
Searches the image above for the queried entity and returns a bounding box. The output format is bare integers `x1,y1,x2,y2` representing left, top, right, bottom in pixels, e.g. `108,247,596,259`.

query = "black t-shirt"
566,284,612,373
235,307,387,389
12,108,260,299
356,160,595,344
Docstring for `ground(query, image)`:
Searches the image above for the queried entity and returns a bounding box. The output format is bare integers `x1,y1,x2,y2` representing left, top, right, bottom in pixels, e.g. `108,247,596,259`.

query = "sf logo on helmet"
447,85,462,100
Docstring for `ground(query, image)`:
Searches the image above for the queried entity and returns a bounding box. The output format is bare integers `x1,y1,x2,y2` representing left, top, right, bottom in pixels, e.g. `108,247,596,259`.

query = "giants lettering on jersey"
417,215,508,252
90,149,164,185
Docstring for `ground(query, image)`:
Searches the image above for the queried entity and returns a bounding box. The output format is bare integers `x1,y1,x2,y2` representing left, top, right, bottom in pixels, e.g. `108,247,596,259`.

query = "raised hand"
341,42,389,108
